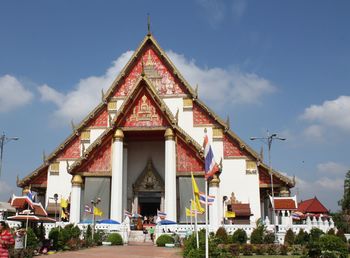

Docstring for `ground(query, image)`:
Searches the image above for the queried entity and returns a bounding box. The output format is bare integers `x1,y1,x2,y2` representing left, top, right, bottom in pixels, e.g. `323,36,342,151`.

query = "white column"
164,128,176,221
209,174,220,231
122,144,128,217
70,175,83,224
111,129,124,222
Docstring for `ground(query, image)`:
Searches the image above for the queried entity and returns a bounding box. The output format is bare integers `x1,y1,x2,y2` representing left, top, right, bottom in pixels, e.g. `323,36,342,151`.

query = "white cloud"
302,125,324,141
196,0,226,27
301,96,350,132
0,75,33,112
38,51,133,123
317,161,347,175
167,51,276,107
294,176,343,211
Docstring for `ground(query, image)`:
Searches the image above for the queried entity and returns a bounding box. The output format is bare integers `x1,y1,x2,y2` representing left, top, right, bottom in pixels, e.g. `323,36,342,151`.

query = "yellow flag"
191,173,205,213
93,207,103,217
60,198,68,208
225,211,236,218
186,208,195,217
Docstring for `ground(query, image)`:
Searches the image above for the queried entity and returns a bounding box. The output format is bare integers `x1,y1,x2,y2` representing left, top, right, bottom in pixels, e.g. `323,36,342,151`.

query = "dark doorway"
138,192,161,217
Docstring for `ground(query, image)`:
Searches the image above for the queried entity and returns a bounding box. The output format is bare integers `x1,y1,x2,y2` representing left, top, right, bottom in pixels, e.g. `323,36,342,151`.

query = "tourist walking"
13,228,26,258
149,227,155,243
0,221,15,258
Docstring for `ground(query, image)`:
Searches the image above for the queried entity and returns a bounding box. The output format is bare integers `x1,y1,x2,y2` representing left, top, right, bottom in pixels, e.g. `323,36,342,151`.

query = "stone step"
128,230,154,243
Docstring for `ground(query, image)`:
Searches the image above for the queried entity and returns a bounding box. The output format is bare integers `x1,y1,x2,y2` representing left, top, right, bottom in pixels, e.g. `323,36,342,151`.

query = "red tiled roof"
274,198,297,210
298,197,329,214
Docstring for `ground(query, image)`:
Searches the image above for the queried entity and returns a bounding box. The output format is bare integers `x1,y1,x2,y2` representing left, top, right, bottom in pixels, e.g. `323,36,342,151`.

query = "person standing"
149,227,155,243
13,228,26,258
0,221,15,258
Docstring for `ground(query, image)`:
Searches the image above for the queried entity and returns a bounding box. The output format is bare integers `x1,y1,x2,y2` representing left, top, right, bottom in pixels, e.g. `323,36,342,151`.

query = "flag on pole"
199,192,215,205
191,173,205,213
84,205,92,214
225,211,236,218
93,207,103,217
26,189,35,202
203,131,219,180
186,207,196,217
124,210,132,218
157,210,167,219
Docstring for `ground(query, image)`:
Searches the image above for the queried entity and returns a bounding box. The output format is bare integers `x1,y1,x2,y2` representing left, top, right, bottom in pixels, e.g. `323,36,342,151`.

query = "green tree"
338,170,350,213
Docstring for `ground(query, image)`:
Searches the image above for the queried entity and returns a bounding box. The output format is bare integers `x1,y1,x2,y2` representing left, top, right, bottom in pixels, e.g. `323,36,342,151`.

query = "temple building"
17,31,295,228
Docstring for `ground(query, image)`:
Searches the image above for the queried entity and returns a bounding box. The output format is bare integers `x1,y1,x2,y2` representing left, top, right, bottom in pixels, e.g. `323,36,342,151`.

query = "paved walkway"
46,242,182,258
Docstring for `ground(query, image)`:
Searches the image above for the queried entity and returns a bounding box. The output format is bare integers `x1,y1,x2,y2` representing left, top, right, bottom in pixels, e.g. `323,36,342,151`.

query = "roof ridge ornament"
147,14,151,36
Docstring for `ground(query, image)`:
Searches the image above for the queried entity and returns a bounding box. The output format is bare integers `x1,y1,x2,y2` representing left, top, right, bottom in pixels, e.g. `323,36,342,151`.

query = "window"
246,160,257,175
50,162,59,176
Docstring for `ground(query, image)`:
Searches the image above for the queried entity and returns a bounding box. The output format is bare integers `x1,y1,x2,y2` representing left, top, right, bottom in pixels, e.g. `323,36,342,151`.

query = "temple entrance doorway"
132,159,165,225
138,191,161,217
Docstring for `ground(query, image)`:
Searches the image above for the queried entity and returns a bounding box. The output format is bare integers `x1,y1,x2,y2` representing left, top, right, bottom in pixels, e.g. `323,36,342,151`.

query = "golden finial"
175,108,179,123
147,14,151,36
194,84,198,98
226,115,230,130
101,89,105,102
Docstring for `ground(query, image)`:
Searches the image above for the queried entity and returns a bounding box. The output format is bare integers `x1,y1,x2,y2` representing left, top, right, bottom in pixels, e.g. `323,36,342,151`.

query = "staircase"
128,230,154,244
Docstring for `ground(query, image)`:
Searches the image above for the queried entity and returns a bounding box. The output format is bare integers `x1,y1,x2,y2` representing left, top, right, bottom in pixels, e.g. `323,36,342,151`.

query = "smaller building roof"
298,197,329,214
270,196,298,210
230,203,252,217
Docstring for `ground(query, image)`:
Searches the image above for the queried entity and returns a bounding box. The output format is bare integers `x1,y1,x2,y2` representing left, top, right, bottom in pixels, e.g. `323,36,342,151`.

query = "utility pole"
0,132,19,178
250,131,286,243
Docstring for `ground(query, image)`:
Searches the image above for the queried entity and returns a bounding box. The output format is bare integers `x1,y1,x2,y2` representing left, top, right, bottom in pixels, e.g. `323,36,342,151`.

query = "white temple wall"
220,159,261,223
163,98,182,118
45,160,74,206
90,128,105,144
126,141,165,204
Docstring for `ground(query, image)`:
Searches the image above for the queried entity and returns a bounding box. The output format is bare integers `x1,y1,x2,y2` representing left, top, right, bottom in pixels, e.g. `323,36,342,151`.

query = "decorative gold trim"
176,172,205,176
107,101,117,111
49,171,59,176
183,98,193,108
113,129,124,141
50,162,59,172
225,156,248,160
71,175,83,186
81,130,90,141
209,174,220,187
80,172,111,177
213,128,223,139
164,128,174,140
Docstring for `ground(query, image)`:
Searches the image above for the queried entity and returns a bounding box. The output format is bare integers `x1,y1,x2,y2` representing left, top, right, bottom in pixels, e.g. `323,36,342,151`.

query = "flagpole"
205,179,209,258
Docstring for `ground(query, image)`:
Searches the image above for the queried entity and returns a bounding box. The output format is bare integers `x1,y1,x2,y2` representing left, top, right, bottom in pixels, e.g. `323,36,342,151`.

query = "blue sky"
0,0,349,211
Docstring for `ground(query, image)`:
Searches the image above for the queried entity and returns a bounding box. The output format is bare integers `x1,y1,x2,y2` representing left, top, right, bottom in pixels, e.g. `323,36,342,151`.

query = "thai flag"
124,210,132,218
27,190,35,202
84,205,92,214
203,132,219,179
199,192,215,205
157,210,167,219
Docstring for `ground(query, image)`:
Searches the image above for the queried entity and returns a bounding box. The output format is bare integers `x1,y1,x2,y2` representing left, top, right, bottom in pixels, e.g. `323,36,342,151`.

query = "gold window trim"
81,130,91,141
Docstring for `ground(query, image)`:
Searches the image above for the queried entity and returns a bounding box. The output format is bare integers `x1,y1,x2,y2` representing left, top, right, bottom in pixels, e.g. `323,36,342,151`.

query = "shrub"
327,228,336,235
294,229,309,245
48,227,60,250
319,234,348,258
310,227,324,242
279,244,288,255
266,244,278,255
229,243,240,257
26,227,39,250
307,241,322,258
250,225,264,244
93,229,107,245
291,244,303,255
263,232,275,244
241,244,253,256
187,248,204,258
335,229,347,242
156,234,174,247
107,233,123,245
284,228,295,245
231,228,247,244
253,244,266,255
215,227,228,244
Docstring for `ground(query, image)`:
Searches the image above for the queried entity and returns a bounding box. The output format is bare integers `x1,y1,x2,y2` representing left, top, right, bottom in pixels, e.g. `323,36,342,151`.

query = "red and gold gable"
57,137,80,160
80,137,112,173
223,134,244,158
114,47,186,97
120,90,169,128
176,137,204,173
193,103,217,126
259,167,284,186
87,108,108,128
